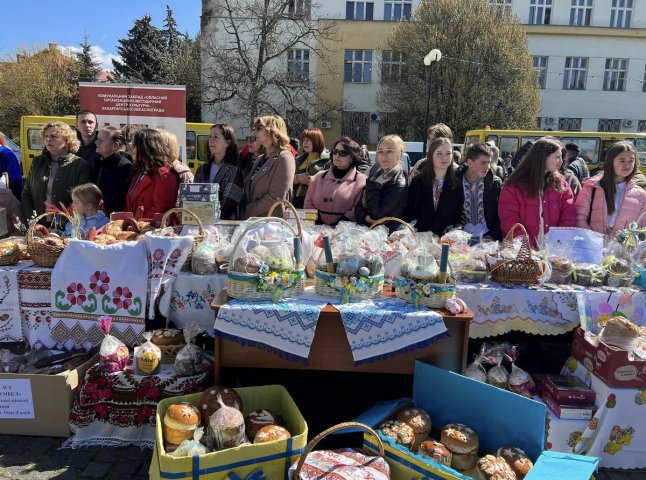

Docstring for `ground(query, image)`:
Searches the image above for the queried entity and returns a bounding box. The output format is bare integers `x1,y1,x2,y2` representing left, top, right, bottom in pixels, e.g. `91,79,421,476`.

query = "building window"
381,51,404,83
346,1,374,20
529,0,552,24
286,109,309,138
639,120,646,133
558,117,582,131
603,58,628,91
563,57,588,90
610,0,633,28
344,50,372,83
342,111,370,145
489,0,512,16
569,0,592,26
384,0,412,21
532,56,548,89
598,119,621,132
288,0,311,18
287,49,309,82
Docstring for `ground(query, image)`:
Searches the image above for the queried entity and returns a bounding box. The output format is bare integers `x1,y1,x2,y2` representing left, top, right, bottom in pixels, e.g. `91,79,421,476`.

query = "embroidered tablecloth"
168,272,227,332
64,360,209,448
214,296,327,362
457,282,581,338
335,296,448,364
544,356,646,469
0,262,30,341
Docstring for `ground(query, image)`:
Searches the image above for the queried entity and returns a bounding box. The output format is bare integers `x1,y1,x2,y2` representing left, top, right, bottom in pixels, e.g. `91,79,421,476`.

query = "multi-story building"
201,0,646,145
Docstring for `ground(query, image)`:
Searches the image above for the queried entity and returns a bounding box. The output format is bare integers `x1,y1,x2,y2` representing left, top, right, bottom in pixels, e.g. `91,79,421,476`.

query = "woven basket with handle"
156,208,204,272
27,213,79,268
0,242,22,266
369,216,416,237
226,200,304,301
292,422,389,480
489,223,544,285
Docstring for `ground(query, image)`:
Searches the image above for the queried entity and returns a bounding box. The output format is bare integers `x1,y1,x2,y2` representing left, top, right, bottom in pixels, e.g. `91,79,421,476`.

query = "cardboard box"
572,327,646,388
180,182,219,195
180,193,219,202
356,361,598,480
149,384,307,480
179,200,220,226
0,355,96,437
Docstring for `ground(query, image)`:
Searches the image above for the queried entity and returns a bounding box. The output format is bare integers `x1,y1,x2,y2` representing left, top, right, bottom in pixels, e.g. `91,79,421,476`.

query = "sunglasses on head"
332,148,350,157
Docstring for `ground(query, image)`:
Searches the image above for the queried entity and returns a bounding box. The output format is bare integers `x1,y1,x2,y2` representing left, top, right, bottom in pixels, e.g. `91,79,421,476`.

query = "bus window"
197,135,209,163
635,138,646,166
186,131,196,160
562,137,600,164
486,134,497,144
498,137,519,158
28,128,44,151
466,135,479,146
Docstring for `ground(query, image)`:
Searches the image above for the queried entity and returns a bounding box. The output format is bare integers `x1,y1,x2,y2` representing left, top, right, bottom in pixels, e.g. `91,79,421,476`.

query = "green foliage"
378,0,541,141
77,34,102,82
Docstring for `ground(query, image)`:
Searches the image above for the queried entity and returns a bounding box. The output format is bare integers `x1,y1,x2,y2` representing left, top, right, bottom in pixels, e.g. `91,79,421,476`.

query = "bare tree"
201,0,342,133
377,0,541,141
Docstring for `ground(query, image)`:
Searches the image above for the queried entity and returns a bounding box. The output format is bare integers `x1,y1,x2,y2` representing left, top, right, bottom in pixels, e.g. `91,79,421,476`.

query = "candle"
293,236,302,265
438,243,450,283
323,236,335,273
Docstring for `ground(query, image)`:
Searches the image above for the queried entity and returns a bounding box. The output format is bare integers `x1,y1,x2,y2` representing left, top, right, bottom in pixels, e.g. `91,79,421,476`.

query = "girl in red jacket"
125,128,179,219
575,141,646,236
498,137,576,248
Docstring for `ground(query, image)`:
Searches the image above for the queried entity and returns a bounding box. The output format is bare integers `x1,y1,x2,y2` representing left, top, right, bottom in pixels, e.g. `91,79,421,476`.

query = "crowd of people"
1,110,645,246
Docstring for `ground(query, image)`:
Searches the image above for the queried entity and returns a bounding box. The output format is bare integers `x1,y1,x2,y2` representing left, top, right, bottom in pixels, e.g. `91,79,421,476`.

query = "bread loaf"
163,402,201,445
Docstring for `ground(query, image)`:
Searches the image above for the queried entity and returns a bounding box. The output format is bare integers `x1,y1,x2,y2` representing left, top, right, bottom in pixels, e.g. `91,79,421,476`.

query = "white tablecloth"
167,272,226,333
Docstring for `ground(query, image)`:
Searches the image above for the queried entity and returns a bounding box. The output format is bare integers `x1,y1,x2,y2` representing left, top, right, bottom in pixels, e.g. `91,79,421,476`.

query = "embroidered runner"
335,296,448,364
0,263,30,341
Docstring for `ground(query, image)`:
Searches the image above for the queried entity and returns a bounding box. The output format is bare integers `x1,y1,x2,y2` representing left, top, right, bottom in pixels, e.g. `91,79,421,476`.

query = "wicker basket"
369,216,416,237
227,200,304,301
159,344,185,364
0,242,22,266
27,213,79,268
394,276,456,308
489,223,544,285
157,208,204,272
313,226,385,303
292,422,388,480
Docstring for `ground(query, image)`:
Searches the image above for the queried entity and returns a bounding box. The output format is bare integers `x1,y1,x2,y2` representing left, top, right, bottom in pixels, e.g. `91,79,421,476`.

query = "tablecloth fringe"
213,329,310,365
352,330,451,366
60,437,154,449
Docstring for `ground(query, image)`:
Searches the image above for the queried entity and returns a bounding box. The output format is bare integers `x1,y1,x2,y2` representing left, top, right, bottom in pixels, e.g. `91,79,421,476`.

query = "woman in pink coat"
575,141,646,235
498,137,576,248
304,137,367,226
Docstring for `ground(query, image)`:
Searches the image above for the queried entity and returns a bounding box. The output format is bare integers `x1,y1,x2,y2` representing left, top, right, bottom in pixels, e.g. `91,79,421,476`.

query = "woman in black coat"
403,137,466,235
355,134,408,233
93,126,133,215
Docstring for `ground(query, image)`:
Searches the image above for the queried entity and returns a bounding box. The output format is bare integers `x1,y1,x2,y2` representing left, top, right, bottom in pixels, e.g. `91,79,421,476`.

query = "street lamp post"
422,49,442,155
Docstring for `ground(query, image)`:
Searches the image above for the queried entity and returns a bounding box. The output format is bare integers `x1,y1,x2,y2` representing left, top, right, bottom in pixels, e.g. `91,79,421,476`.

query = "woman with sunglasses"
194,123,245,219
242,115,295,219
293,128,330,208
304,137,367,225
355,134,408,232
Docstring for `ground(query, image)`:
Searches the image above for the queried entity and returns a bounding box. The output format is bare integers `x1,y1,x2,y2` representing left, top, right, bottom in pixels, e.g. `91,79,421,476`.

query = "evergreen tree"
162,5,183,52
76,34,102,81
112,15,170,82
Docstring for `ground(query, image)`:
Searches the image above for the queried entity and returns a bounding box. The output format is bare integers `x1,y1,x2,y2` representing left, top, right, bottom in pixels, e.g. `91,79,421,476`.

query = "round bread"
451,450,479,471
152,328,183,346
379,420,415,449
396,407,432,435
254,425,291,443
441,423,479,454
198,386,243,428
245,409,276,442
419,440,452,467
163,402,201,445
475,454,517,480
497,446,533,479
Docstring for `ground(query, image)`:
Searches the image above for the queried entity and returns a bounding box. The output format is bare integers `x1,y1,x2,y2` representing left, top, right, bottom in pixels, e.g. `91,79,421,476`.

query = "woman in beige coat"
242,115,295,218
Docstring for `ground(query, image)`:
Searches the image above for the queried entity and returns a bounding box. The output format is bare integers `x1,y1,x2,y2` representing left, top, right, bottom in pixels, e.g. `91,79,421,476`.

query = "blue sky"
0,1,202,70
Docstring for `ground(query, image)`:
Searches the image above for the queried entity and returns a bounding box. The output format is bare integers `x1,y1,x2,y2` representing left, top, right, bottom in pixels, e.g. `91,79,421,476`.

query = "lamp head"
423,49,442,66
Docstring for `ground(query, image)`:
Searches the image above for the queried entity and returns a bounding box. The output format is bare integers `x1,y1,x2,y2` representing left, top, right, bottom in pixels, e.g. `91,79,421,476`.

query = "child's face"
72,195,87,216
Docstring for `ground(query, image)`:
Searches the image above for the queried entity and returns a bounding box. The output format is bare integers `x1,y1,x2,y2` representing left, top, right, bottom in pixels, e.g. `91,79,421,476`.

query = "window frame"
569,0,592,26
344,49,373,84
287,48,310,83
563,56,588,90
345,1,374,20
384,0,413,21
489,0,512,16
603,58,628,92
381,50,404,83
532,56,548,89
610,0,633,28
529,0,552,25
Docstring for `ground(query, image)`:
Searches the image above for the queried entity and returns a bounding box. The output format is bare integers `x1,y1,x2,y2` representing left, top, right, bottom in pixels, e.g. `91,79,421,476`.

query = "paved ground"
1,434,645,479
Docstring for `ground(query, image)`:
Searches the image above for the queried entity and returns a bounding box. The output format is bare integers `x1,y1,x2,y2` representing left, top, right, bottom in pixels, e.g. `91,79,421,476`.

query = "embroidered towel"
0,263,30,341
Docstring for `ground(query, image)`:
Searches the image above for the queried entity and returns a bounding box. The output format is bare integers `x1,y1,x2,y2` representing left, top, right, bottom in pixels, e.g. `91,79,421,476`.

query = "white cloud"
59,44,121,72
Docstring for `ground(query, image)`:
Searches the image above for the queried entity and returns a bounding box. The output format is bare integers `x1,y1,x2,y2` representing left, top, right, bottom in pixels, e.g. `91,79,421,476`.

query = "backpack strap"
587,187,596,226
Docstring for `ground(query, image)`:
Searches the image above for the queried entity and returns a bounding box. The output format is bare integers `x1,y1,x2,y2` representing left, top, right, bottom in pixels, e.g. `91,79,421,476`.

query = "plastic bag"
136,331,161,375
214,240,233,274
169,426,210,457
97,316,129,373
464,354,487,383
174,322,204,377
0,349,22,373
572,262,606,287
508,363,536,398
192,228,218,275
208,396,246,450
399,244,439,281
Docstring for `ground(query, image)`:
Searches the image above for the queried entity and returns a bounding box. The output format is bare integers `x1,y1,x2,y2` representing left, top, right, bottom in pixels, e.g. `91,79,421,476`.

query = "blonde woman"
355,134,408,232
158,129,194,183
22,121,92,219
242,115,295,218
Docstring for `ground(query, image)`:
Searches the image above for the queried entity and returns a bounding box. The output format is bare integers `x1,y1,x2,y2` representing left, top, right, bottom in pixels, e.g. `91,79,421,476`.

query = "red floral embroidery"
94,404,109,419
112,286,133,310
153,248,164,261
170,248,181,259
66,282,87,305
89,271,110,294
137,406,154,423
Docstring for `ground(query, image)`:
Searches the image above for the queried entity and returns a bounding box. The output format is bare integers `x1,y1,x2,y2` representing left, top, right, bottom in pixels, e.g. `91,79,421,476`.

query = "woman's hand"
298,173,310,185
